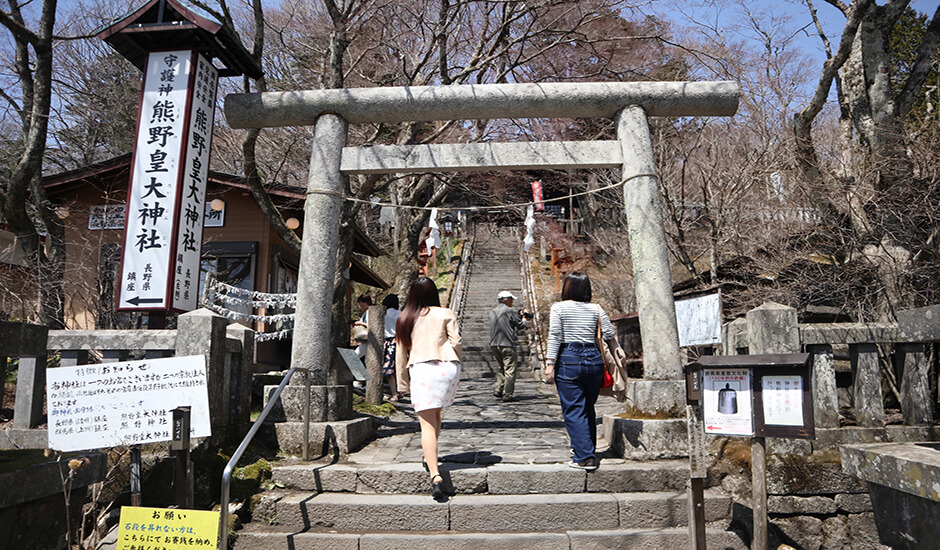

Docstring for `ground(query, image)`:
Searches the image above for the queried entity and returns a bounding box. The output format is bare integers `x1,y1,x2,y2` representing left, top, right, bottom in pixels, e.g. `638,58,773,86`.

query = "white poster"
203,201,224,227
675,293,722,347
88,204,127,230
47,355,211,452
703,368,753,436
172,53,218,311
762,375,804,426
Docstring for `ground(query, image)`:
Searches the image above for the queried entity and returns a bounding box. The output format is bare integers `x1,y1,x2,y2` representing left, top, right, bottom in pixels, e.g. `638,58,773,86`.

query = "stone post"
897,343,932,425
851,343,885,428
226,323,256,430
746,302,799,550
1,321,49,429
290,113,348,386
721,318,748,356
806,344,840,428
746,302,800,355
175,308,228,439
365,305,385,405
896,305,939,426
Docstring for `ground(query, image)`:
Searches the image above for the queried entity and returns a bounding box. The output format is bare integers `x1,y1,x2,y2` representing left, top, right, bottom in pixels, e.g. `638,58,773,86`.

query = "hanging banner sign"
530,180,544,211
117,50,218,312
172,54,219,310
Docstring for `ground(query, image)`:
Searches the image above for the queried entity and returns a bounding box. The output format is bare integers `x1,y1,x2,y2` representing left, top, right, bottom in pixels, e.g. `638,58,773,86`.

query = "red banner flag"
530,180,544,211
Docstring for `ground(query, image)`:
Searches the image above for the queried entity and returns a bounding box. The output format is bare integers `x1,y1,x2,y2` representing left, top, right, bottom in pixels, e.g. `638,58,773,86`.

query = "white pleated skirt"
409,360,461,412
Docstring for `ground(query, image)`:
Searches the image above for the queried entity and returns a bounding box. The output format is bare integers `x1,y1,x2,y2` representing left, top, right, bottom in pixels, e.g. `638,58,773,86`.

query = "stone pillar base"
623,379,687,418
260,417,373,459
603,379,690,460
605,415,689,460
264,384,352,422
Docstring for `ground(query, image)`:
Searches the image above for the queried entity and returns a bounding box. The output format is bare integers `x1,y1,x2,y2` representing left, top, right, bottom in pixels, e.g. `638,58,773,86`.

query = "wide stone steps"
238,461,744,547
258,490,733,533
233,525,747,550
271,461,691,495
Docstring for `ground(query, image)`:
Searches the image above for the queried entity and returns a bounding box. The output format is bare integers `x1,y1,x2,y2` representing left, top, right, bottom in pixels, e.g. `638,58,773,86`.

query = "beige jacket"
396,306,461,392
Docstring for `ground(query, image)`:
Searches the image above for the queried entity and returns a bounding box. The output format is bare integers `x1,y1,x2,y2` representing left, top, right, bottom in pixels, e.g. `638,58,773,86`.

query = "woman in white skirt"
395,277,461,500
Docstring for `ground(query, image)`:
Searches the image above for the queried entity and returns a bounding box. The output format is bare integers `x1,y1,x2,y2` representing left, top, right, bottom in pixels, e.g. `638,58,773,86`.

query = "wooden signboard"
685,353,815,439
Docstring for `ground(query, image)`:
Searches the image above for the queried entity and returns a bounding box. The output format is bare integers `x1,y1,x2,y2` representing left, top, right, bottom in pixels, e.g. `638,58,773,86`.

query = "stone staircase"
458,225,531,379
229,379,747,549
233,461,744,550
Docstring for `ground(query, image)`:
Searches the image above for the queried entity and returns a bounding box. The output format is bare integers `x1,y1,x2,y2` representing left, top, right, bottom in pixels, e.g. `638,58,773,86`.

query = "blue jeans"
555,343,604,463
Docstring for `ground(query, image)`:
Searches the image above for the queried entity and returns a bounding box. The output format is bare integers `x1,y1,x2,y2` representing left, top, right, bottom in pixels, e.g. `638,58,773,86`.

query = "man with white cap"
488,290,530,401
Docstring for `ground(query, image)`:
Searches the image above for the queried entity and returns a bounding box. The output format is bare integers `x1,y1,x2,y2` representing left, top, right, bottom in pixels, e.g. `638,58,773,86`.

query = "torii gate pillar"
616,106,687,424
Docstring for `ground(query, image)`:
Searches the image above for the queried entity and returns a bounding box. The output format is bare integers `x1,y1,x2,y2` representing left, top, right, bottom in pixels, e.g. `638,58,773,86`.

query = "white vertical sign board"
118,50,192,310
675,293,722,347
46,355,211,452
172,54,218,310
761,375,804,426
702,368,753,436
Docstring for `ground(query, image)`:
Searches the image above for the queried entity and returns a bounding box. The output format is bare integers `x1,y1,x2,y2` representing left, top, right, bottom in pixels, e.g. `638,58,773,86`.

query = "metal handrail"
520,239,546,370
218,366,309,549
449,222,475,319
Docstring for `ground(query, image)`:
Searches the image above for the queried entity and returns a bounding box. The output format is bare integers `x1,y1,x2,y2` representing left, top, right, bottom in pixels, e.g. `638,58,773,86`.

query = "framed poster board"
686,353,814,440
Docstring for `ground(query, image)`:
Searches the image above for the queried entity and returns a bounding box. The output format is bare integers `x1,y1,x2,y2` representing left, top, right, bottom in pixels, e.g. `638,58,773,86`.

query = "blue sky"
643,0,938,67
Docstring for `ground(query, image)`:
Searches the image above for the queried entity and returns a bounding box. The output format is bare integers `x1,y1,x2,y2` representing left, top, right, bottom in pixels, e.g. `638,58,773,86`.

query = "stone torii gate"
224,81,739,427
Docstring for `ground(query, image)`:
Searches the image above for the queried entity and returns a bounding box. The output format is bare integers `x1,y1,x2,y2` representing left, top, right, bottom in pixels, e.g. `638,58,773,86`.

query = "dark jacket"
488,302,524,348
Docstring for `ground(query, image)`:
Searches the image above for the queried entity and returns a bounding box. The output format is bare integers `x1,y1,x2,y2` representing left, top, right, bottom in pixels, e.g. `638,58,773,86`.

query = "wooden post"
171,407,193,508
687,404,707,549
130,445,142,507
752,437,768,550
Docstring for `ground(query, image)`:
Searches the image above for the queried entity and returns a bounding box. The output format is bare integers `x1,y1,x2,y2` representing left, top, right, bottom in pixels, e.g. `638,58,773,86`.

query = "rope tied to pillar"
302,172,659,212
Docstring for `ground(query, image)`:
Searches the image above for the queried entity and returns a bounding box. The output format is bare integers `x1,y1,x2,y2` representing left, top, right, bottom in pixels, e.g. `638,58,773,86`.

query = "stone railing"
0,309,256,449
721,303,936,432
711,302,939,549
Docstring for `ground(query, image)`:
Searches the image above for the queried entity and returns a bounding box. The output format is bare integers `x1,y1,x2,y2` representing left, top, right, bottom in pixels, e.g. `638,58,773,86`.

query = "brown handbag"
595,305,629,401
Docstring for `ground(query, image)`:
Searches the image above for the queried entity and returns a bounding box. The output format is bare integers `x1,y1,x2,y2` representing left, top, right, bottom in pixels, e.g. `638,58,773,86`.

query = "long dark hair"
395,277,441,351
561,271,592,302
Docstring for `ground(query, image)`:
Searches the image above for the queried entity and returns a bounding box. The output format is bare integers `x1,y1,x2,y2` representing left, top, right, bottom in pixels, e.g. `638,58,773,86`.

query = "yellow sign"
117,506,219,550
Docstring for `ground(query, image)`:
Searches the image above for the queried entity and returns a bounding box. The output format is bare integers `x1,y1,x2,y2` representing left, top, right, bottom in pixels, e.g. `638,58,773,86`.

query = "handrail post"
219,365,305,549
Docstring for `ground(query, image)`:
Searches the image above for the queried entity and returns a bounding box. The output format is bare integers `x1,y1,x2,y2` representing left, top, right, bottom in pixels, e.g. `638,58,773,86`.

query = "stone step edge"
233,526,747,550
272,460,692,494
266,491,734,533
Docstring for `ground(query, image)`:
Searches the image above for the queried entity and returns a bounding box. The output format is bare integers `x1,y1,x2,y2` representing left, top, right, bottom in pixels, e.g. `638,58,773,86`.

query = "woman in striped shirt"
544,272,619,471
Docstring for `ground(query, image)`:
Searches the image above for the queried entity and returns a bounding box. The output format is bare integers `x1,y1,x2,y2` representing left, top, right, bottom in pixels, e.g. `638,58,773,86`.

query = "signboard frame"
685,353,814,439
752,361,815,439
